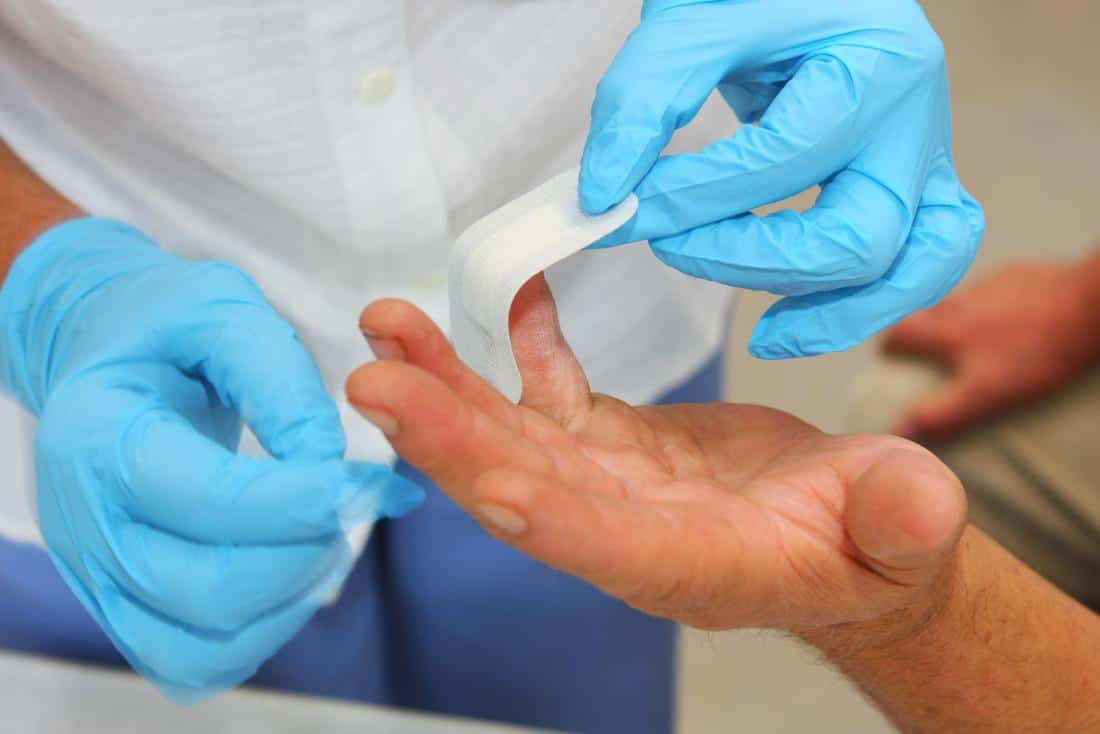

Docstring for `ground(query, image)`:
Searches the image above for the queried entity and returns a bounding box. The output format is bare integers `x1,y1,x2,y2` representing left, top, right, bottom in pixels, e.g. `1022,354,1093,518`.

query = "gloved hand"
0,218,423,702
580,0,985,358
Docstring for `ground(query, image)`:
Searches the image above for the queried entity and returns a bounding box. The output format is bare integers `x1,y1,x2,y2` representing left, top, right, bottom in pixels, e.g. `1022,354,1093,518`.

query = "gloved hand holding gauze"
0,218,424,702
449,168,638,402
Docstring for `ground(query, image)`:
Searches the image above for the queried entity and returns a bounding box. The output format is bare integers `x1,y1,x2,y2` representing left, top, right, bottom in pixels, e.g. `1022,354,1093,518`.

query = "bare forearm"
801,527,1100,733
0,139,80,285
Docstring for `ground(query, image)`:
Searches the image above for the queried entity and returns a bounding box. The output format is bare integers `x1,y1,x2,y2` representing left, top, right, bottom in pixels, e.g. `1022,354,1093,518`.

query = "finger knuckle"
188,570,250,632
910,28,946,72
813,216,896,284
882,0,946,69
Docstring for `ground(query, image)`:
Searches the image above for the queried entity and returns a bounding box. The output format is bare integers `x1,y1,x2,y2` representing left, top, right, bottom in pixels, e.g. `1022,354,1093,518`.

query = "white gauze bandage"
449,168,639,403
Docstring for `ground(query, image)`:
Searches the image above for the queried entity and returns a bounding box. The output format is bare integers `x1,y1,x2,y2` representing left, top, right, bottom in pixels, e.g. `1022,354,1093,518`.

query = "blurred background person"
850,248,1100,611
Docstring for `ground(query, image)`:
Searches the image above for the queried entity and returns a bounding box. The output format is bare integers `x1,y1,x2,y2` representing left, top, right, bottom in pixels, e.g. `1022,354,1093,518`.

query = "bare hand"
347,277,966,633
884,260,1100,441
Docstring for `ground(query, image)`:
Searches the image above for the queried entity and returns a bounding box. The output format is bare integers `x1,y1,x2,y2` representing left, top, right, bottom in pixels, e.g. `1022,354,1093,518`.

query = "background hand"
883,259,1100,441
347,277,966,633
1,219,423,701
580,0,984,358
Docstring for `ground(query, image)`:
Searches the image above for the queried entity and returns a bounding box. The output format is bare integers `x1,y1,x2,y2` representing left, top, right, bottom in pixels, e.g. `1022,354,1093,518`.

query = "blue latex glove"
580,0,985,358
0,218,423,702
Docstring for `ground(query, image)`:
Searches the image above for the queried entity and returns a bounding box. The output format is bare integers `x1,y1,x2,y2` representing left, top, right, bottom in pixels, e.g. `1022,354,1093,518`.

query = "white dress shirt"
0,1,736,546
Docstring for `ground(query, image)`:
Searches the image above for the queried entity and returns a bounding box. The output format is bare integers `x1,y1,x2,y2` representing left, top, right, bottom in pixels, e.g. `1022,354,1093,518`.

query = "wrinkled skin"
347,276,967,633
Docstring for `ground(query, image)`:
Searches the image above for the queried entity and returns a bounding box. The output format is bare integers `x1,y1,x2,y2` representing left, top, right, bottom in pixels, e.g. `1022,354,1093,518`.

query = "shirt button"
359,68,397,105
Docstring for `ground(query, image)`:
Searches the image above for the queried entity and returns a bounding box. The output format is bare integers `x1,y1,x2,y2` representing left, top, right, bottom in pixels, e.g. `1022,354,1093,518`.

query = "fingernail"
353,405,399,437
477,503,529,536
365,335,405,362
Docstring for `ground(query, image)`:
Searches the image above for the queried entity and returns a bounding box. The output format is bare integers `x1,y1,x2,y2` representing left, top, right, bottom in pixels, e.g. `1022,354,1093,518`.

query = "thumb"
844,447,967,587
509,274,591,424
894,368,995,441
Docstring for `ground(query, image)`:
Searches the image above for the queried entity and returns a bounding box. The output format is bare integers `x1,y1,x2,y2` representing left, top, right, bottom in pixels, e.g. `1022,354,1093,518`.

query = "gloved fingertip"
378,478,427,518
747,339,800,361
747,316,792,360
750,300,867,359
578,177,620,216
749,330,849,359
579,128,649,215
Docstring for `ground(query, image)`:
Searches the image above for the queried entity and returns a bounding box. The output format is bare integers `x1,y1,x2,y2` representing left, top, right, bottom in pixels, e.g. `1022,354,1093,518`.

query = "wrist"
795,528,968,663
0,139,81,285
1,203,80,265
791,527,1100,732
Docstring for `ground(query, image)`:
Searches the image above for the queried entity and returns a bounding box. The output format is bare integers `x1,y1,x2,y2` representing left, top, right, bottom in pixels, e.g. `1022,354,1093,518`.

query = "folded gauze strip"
449,167,639,403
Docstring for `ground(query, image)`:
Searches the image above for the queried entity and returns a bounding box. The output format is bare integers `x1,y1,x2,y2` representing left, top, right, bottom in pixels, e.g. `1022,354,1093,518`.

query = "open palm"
347,276,966,632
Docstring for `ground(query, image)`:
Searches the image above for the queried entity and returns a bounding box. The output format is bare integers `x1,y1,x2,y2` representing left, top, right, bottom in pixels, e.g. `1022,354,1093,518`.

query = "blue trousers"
0,355,723,734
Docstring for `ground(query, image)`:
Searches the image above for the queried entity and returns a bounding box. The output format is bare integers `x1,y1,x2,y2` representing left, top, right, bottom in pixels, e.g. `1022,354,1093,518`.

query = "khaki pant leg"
847,357,1100,610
